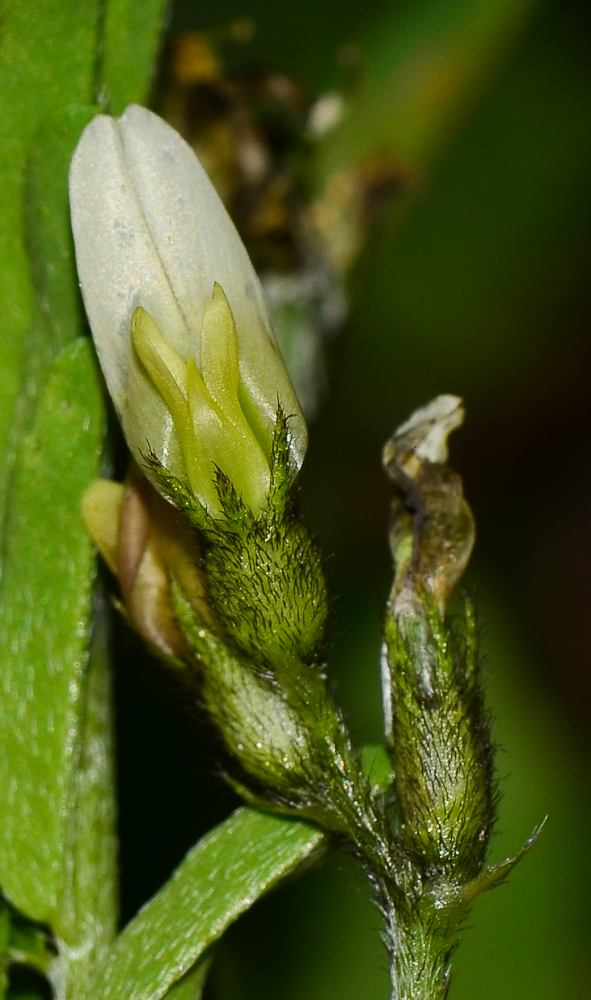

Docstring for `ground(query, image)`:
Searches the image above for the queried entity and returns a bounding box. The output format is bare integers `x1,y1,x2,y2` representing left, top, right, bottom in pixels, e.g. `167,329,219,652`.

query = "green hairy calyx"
147,409,391,858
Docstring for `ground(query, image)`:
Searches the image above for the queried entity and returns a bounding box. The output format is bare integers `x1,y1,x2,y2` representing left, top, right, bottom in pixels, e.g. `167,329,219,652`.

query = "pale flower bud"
69,104,307,515
82,467,212,659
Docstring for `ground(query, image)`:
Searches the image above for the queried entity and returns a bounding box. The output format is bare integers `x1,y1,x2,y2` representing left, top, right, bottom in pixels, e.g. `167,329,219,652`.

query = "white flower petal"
69,104,307,480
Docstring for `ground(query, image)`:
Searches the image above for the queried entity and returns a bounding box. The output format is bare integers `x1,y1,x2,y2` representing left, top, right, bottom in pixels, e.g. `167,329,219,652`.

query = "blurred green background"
116,1,591,998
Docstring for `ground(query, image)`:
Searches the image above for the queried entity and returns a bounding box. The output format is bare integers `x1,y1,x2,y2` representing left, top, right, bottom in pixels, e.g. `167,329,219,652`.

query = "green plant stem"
387,913,450,1000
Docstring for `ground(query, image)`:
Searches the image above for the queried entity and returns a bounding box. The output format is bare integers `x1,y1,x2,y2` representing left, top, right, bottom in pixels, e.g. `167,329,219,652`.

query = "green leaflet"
0,0,102,498
0,0,171,957
25,108,99,365
0,0,170,523
86,809,326,1000
2,108,101,520
0,340,107,930
25,119,117,975
100,0,170,114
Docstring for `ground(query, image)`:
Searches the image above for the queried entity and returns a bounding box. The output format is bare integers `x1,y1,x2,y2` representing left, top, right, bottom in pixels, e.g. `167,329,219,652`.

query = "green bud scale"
384,595,495,883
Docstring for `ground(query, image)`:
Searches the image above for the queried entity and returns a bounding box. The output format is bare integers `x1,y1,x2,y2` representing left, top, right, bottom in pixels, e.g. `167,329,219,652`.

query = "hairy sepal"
147,409,329,671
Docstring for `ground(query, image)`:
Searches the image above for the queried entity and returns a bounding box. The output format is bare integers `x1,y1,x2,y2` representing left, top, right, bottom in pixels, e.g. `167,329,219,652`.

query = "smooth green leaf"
0,0,168,519
87,809,326,1000
100,0,170,115
0,108,101,526
0,339,105,927
25,109,99,361
0,0,101,483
